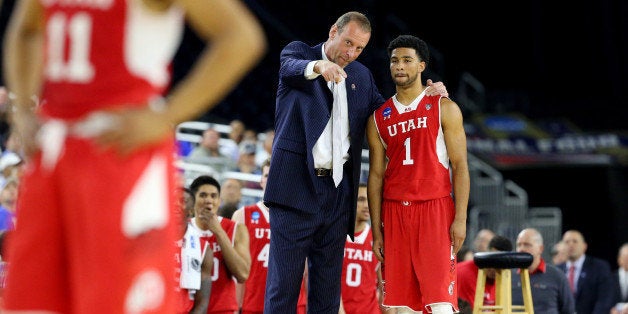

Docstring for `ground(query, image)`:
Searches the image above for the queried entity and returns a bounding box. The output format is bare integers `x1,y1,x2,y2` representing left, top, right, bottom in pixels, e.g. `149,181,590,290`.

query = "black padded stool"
472,252,534,314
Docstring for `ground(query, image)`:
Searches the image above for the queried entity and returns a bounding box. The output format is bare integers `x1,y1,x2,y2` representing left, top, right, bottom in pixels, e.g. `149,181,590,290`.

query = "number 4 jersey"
372,91,452,202
240,202,307,312
40,0,184,119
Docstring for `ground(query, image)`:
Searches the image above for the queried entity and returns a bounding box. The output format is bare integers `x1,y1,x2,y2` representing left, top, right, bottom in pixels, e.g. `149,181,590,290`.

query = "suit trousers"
264,174,351,314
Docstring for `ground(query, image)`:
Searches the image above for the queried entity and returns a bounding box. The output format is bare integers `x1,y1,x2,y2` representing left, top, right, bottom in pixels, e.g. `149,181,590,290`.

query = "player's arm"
224,222,251,283
229,207,246,309
190,248,214,314
231,207,245,224
441,98,470,255
3,0,44,157
366,114,386,262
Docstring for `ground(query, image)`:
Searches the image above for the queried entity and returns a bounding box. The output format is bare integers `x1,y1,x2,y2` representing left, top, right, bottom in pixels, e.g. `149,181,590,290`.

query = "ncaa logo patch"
383,107,392,120
251,211,260,224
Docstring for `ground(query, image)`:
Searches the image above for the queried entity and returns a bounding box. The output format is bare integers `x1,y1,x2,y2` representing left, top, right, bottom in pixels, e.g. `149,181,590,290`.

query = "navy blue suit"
263,41,384,313
558,256,614,314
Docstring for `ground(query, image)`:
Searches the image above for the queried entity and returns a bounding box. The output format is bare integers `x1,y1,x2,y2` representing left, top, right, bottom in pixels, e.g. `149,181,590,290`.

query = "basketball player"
1,0,265,312
366,35,469,314
188,175,251,313
340,183,382,314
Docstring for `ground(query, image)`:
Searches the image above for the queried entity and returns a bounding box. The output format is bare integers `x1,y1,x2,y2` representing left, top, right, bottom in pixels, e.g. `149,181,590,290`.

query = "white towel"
180,223,202,291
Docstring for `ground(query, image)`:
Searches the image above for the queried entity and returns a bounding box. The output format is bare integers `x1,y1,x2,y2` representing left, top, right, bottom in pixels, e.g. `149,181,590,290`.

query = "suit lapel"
345,70,359,135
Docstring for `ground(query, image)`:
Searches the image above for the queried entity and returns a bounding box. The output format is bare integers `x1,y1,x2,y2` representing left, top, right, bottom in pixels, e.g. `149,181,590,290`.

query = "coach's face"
326,21,370,68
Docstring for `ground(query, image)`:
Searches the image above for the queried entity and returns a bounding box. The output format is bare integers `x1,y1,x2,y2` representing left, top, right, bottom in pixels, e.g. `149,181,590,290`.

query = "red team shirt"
456,260,495,308
240,202,307,314
373,91,458,312
341,224,381,314
374,92,451,201
3,1,183,313
190,217,239,313
39,0,183,119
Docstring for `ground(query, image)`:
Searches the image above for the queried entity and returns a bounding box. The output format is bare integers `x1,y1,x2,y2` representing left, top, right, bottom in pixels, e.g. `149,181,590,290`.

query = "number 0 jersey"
373,90,452,201
341,224,381,314
40,0,184,119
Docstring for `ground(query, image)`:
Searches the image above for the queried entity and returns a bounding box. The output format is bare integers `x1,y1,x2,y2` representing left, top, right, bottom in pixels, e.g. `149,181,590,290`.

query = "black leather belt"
315,168,332,177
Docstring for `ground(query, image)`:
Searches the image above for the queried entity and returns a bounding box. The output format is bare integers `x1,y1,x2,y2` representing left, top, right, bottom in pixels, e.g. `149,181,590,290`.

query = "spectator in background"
558,230,614,314
220,119,246,163
255,129,274,168
551,240,568,265
0,179,18,232
190,128,226,159
513,228,575,313
236,140,261,176
242,129,258,143
187,128,234,175
220,177,244,204
457,235,513,308
473,229,495,253
1,0,265,311
611,243,628,314
220,178,244,211
0,151,23,188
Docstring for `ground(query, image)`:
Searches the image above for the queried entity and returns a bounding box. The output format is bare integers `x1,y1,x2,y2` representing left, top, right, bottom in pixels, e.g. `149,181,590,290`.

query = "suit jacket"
558,255,614,314
263,41,385,235
611,269,628,306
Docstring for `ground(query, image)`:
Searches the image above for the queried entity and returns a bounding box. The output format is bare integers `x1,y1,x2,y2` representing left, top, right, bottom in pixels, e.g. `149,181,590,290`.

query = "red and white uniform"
4,1,183,313
189,217,239,313
39,0,183,119
341,224,381,314
373,91,458,312
240,202,307,314
456,260,495,308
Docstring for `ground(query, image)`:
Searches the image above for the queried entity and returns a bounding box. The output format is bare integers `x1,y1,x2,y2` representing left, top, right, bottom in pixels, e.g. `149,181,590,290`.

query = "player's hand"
372,238,385,263
450,218,467,255
11,108,41,159
425,79,449,98
95,107,174,156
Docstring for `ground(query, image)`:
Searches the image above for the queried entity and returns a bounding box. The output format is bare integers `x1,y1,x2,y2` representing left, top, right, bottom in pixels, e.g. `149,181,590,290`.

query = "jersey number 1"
403,137,414,165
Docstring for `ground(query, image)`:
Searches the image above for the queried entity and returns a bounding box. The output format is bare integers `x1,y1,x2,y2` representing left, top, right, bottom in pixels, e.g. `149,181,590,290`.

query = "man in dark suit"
262,11,446,313
611,243,628,314
558,230,614,314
